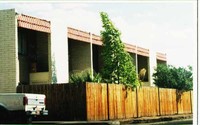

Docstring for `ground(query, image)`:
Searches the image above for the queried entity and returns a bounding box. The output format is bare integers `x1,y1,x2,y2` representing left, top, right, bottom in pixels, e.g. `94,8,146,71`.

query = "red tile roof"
156,52,167,61
17,14,51,33
68,27,151,57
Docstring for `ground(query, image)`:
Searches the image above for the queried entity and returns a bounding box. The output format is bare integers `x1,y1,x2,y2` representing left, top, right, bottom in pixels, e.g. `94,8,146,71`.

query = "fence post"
158,87,161,116
176,89,179,115
136,87,139,118
107,83,110,120
190,91,193,113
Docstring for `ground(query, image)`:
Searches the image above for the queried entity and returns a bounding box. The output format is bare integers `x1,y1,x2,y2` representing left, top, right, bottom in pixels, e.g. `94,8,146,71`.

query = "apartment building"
0,9,166,92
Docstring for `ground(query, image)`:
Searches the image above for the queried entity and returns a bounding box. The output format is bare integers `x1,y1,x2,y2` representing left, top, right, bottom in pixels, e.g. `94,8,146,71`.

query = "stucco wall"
0,9,17,92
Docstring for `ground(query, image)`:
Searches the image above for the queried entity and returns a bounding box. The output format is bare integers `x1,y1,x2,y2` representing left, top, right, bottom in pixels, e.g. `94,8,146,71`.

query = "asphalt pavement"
32,120,120,125
32,114,192,125
120,114,192,124
128,119,193,125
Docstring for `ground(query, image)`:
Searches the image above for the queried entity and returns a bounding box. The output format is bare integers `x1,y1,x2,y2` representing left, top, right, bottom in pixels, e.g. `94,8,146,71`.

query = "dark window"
18,29,27,55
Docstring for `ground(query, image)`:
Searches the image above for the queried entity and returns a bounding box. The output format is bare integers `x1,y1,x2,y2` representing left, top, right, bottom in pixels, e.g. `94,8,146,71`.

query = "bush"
153,64,193,91
69,69,102,84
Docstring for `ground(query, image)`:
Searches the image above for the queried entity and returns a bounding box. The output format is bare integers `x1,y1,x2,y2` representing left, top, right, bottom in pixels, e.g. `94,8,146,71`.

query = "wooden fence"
17,83,87,120
17,83,193,121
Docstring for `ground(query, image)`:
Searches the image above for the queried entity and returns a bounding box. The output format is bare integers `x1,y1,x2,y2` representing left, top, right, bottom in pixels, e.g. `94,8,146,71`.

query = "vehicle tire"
26,116,32,124
16,112,32,124
0,106,9,123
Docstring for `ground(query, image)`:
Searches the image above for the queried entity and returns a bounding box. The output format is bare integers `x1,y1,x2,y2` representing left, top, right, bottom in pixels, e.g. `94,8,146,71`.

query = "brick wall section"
0,9,17,92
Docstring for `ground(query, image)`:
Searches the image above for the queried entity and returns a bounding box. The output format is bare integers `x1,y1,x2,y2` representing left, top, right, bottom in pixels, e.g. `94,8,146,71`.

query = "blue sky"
0,1,197,67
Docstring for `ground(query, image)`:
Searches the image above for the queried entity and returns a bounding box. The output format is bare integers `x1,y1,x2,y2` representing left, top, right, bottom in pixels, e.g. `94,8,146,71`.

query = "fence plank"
108,84,114,119
108,84,126,119
191,91,193,113
86,83,108,120
178,91,192,114
125,88,137,118
137,87,159,117
101,84,108,120
116,84,125,119
159,88,177,115
87,83,94,120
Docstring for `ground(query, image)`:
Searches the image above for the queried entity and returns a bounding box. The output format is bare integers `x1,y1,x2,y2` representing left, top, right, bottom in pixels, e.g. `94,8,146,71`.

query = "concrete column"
90,32,93,79
51,19,69,83
0,9,17,92
15,12,19,87
135,46,138,75
149,49,157,86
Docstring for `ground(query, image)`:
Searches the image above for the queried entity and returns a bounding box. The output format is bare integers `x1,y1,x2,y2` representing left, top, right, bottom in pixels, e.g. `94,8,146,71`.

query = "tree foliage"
100,12,139,88
153,64,193,91
52,54,57,84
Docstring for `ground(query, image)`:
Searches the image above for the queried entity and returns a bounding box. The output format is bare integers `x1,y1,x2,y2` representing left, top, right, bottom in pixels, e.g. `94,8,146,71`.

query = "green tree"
52,54,57,83
153,64,193,91
100,12,139,88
